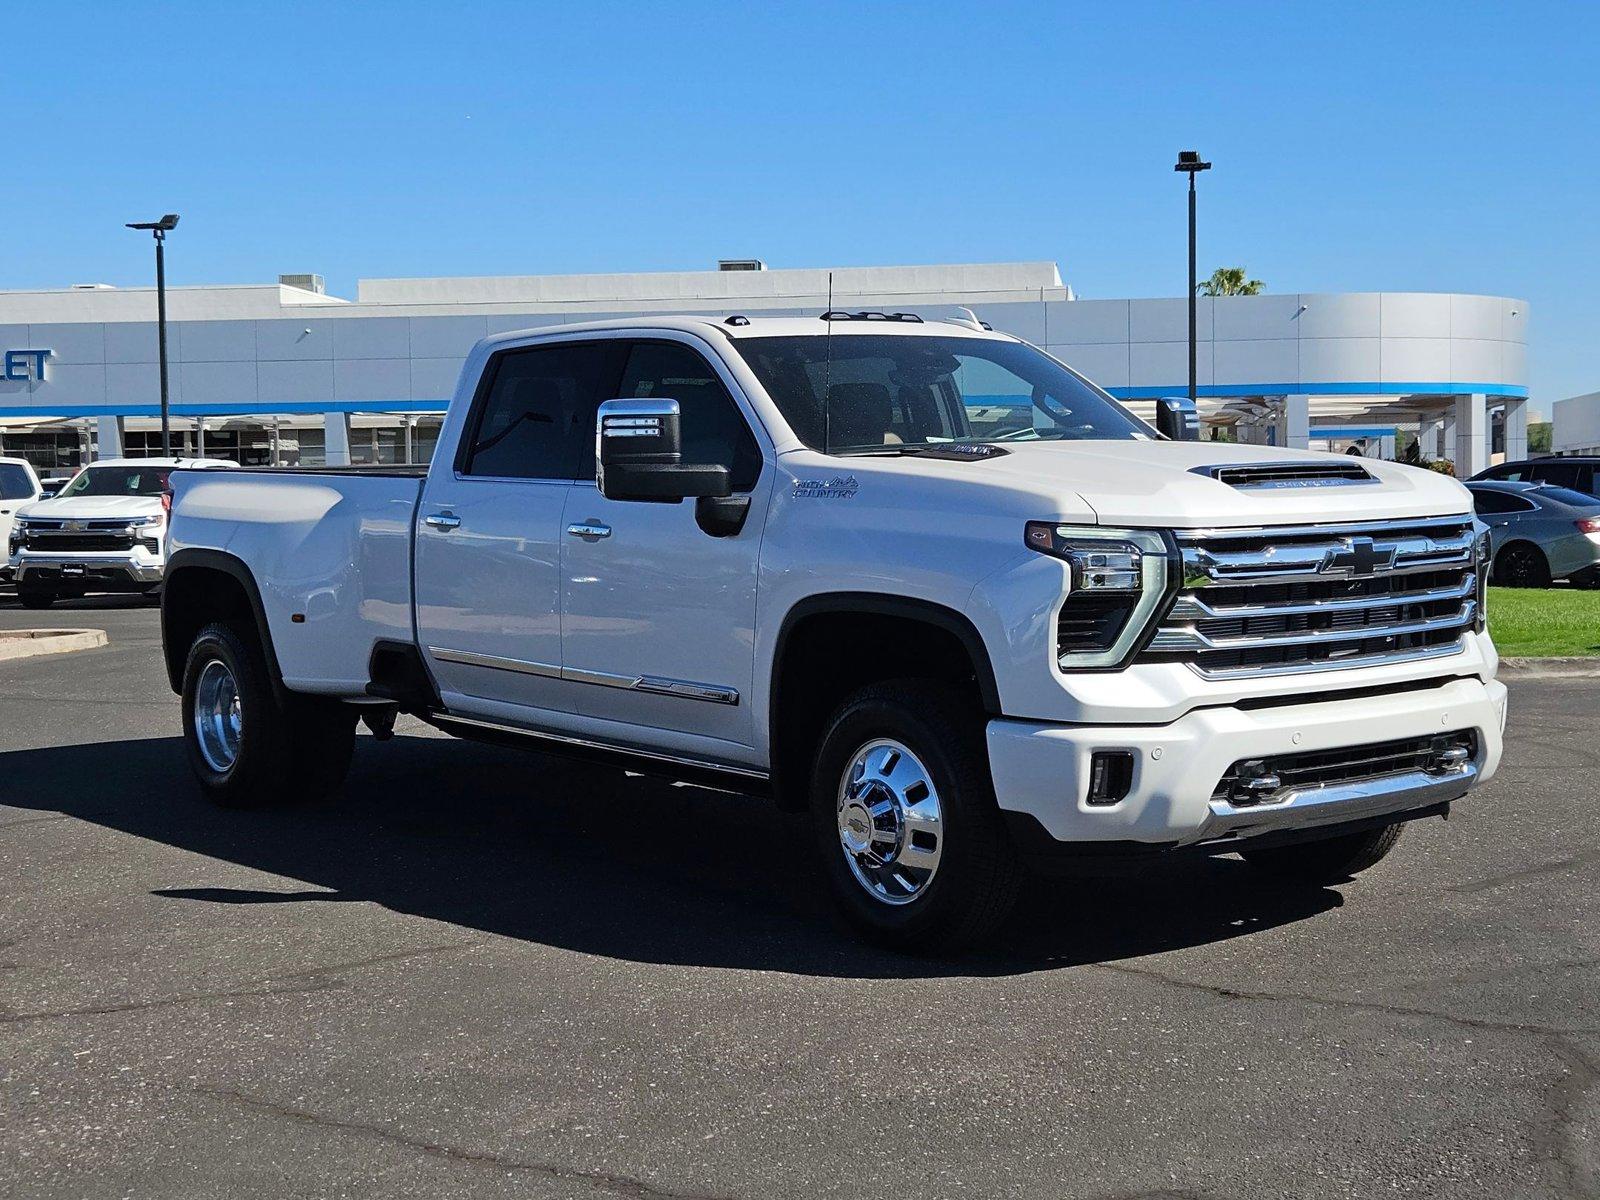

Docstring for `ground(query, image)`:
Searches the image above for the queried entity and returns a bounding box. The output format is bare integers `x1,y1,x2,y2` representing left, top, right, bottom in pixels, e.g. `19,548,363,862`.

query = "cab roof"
481,312,1020,352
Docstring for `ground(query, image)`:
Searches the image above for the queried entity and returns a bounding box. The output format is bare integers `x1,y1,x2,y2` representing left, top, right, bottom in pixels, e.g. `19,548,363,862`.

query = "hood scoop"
1195,460,1376,490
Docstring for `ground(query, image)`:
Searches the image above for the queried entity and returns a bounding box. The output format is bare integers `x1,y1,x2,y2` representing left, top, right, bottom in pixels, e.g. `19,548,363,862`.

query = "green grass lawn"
1487,586,1600,657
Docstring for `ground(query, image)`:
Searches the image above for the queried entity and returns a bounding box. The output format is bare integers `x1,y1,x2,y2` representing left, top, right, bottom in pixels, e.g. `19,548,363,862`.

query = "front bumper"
986,676,1507,850
9,552,165,590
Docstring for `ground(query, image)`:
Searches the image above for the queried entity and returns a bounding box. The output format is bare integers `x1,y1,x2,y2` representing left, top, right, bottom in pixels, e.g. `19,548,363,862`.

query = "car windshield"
733,333,1150,453
57,465,173,498
0,463,35,500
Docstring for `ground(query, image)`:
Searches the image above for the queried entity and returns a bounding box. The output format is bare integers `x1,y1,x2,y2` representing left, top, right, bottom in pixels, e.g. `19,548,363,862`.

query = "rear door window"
602,341,762,491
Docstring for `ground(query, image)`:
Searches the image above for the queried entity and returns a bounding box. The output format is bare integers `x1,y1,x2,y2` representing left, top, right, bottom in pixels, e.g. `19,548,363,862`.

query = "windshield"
57,465,172,499
0,463,35,500
734,334,1150,453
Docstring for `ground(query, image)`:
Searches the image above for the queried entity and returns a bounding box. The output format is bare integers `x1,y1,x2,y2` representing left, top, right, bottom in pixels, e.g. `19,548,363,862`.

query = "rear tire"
18,588,55,610
1494,541,1551,588
1242,822,1404,885
809,680,1020,954
181,620,356,808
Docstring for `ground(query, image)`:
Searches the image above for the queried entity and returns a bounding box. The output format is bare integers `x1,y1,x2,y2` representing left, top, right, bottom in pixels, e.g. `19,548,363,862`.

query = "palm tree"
1197,267,1265,297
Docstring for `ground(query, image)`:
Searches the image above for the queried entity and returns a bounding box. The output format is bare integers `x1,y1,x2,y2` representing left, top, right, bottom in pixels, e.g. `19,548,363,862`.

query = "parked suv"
161,315,1506,951
9,457,237,608
1473,456,1600,499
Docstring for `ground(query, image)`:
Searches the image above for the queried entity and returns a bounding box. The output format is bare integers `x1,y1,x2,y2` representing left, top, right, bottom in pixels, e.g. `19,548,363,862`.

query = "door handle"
566,521,612,540
424,512,461,531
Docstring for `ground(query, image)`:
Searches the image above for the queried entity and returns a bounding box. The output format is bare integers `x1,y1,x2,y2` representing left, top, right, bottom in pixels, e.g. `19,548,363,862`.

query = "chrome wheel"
193,659,243,773
836,738,944,906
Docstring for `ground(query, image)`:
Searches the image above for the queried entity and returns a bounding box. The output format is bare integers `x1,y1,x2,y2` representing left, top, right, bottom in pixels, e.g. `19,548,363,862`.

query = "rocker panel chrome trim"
428,647,739,705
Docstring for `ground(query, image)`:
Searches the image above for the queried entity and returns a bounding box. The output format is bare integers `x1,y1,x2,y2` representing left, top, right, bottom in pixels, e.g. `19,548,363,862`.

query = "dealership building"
0,261,1529,475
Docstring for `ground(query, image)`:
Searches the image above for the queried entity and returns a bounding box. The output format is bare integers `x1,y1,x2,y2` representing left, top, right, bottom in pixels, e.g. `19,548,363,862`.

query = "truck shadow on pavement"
1,731,1342,977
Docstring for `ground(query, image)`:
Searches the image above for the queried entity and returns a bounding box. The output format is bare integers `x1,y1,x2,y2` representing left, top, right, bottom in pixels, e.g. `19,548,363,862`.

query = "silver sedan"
1467,480,1600,587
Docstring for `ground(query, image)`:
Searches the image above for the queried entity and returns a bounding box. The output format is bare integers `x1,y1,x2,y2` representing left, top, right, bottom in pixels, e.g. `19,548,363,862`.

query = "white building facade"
1553,391,1600,456
0,262,1529,475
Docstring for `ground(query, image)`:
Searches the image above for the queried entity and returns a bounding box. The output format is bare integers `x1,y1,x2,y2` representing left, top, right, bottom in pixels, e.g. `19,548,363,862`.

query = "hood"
812,441,1473,529
17,494,166,521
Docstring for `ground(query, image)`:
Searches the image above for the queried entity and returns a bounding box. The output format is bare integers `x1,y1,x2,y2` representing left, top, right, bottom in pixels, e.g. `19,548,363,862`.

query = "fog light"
1087,750,1134,805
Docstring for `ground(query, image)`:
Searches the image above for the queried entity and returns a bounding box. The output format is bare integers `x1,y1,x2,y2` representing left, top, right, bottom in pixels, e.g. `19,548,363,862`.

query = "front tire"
18,588,55,610
1494,541,1551,588
1242,822,1404,885
809,681,1020,954
181,621,356,808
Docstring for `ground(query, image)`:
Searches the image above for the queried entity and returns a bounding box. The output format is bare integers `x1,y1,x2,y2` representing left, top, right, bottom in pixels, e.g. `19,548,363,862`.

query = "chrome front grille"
19,519,141,554
1143,514,1480,678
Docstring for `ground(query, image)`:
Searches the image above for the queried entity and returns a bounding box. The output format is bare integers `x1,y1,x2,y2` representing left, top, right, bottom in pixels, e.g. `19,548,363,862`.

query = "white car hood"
840,440,1473,528
18,494,165,521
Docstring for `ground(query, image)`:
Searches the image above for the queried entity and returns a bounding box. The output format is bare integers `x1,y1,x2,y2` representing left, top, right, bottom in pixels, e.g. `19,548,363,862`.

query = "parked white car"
9,457,237,608
162,315,1506,952
0,456,44,584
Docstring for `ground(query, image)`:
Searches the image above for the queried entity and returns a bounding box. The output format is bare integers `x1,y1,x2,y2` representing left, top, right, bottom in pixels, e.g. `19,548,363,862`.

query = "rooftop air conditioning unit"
717,259,766,272
279,273,326,294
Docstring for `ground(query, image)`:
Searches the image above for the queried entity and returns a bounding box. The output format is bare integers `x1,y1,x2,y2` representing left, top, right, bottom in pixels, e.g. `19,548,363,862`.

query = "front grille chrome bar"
1144,514,1480,679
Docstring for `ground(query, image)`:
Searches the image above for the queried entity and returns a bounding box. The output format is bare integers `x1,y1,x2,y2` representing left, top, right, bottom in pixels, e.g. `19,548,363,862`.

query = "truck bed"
168,468,424,695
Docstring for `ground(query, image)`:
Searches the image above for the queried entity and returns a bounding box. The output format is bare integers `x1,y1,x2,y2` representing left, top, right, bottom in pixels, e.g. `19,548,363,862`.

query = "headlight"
1473,521,1491,633
1025,522,1177,669
128,514,164,528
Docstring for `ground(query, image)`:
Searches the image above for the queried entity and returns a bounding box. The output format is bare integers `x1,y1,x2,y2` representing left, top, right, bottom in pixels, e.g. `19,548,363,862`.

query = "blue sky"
5,1,1596,415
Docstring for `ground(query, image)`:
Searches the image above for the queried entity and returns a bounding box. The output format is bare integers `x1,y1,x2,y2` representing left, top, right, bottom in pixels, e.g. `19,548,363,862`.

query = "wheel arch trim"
162,548,288,703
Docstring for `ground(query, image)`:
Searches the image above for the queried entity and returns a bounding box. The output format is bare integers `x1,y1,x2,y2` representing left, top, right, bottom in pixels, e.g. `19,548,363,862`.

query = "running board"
422,711,771,797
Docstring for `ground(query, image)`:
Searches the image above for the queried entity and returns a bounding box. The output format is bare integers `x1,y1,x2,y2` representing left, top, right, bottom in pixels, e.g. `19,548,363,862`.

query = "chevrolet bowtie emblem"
64,520,84,532
1319,536,1395,576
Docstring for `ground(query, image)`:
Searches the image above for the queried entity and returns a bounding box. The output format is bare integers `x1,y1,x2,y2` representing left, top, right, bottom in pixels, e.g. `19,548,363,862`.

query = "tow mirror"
1155,395,1199,441
596,398,730,503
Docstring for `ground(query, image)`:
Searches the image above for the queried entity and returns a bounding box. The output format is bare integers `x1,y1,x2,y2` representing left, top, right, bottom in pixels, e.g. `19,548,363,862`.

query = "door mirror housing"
596,398,731,502
1155,395,1200,441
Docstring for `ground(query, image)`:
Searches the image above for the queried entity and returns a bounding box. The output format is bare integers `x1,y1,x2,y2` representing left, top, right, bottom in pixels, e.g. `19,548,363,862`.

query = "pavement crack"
1539,1037,1600,1198
1451,847,1600,894
0,942,477,1025
196,1087,729,1199
0,814,77,832
0,979,340,1025
1091,961,1593,1038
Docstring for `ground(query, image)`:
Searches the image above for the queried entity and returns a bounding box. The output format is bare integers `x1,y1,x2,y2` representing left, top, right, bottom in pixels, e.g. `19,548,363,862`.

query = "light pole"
126,214,180,456
1173,152,1210,408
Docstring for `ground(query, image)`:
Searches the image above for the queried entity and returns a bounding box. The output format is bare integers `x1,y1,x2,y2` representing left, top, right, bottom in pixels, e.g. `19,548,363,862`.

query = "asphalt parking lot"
1,597,1595,1200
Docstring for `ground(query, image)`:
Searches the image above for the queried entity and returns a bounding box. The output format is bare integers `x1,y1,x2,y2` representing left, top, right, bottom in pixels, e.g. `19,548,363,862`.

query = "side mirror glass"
596,398,730,502
1155,395,1199,441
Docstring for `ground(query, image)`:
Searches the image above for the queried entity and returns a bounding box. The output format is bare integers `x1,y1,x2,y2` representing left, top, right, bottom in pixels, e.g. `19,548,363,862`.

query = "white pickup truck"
9,457,236,608
162,314,1505,951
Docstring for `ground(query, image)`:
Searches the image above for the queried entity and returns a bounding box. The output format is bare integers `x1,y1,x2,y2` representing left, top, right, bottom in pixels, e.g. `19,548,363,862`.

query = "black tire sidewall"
183,620,288,809
809,683,1016,952
1495,543,1549,587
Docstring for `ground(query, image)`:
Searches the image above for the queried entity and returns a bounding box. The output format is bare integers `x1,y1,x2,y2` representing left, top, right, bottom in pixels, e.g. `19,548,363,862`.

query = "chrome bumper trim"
1196,762,1479,845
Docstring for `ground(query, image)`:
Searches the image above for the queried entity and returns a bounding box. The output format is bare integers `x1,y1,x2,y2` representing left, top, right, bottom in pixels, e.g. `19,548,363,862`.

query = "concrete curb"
1499,656,1600,679
0,628,109,663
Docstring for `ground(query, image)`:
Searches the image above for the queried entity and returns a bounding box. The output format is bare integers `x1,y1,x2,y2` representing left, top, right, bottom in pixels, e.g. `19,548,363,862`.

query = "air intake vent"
1200,461,1375,489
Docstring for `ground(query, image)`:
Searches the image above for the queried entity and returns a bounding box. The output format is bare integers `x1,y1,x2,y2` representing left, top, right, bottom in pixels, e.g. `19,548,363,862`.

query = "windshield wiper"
832,442,1010,462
